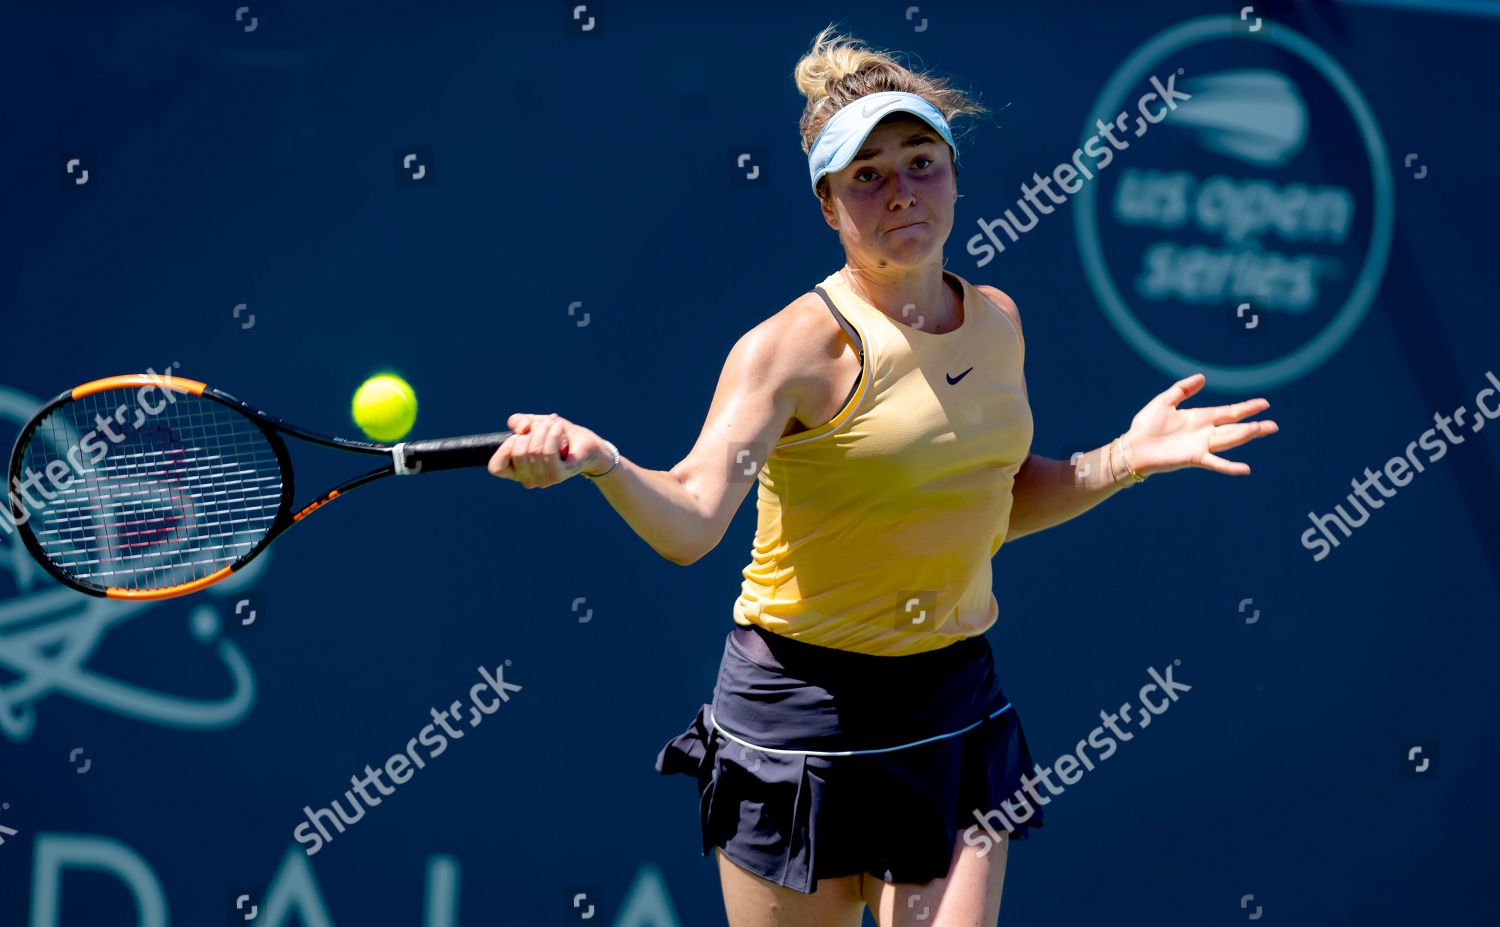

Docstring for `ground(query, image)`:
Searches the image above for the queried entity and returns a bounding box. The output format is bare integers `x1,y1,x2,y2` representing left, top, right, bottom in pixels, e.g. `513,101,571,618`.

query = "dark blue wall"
3,1,1498,924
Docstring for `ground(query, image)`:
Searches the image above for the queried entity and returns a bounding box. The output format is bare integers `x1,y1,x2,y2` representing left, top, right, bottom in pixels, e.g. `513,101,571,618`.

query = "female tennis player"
486,26,1277,927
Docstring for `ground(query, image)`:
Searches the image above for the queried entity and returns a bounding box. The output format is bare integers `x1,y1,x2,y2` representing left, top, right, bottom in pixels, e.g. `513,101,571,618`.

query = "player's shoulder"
752,290,848,359
971,283,1024,335
720,291,841,401
770,289,837,327
971,283,1020,317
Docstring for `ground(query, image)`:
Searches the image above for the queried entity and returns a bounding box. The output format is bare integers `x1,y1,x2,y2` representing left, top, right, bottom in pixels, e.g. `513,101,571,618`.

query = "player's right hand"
487,412,611,489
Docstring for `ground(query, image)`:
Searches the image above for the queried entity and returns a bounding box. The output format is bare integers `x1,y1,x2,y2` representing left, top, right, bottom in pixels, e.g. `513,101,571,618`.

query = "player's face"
819,115,957,269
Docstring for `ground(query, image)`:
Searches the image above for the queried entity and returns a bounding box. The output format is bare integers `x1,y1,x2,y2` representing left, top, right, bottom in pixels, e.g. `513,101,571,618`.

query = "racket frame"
7,374,505,600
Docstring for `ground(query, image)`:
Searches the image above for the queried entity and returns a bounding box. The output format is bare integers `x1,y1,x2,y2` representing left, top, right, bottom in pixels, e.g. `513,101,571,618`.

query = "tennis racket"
6,373,559,600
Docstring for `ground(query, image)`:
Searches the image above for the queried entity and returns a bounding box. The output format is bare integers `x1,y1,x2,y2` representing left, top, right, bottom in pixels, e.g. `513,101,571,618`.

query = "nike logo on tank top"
731,268,1033,656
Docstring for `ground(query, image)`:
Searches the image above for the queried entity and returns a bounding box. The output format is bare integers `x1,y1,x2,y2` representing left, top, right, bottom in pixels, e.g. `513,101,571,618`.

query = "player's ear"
818,189,838,230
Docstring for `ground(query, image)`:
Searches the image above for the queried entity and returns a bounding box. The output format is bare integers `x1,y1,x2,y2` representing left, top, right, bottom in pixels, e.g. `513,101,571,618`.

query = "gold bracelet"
1108,437,1129,487
1121,434,1145,483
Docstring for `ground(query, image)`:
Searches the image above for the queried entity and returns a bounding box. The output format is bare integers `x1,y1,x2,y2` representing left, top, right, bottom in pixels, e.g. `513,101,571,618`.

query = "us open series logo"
1074,16,1394,391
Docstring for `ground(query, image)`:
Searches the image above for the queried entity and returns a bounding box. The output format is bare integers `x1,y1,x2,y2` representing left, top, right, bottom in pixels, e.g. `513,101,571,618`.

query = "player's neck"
839,261,955,325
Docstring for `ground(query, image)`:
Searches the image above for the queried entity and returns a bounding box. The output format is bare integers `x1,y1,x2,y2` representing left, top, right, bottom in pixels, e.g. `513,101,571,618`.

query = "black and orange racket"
6,373,558,600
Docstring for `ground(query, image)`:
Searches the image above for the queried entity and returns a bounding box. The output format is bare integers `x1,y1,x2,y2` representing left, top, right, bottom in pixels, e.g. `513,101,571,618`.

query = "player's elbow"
658,534,699,566
662,466,733,567
663,526,718,566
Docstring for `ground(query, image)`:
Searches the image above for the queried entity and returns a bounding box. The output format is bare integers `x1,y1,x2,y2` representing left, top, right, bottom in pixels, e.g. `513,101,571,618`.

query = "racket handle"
395,431,514,475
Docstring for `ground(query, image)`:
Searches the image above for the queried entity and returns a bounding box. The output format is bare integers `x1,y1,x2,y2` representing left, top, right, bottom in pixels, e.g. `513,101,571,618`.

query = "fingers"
1200,417,1278,473
507,429,535,487
486,438,515,478
1156,372,1206,409
1208,397,1271,425
1200,452,1251,476
538,415,567,479
512,417,553,488
491,413,570,488
1207,419,1279,453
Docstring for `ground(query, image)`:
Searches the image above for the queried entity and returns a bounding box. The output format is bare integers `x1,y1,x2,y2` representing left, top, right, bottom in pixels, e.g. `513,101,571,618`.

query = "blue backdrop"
4,1,1499,924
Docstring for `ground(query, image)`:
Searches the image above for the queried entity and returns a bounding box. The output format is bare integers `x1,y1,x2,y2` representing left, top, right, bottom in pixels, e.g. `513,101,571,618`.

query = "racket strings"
22,390,284,591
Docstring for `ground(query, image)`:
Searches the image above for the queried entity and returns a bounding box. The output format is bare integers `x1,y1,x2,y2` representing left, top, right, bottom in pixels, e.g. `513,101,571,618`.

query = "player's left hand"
1123,373,1279,478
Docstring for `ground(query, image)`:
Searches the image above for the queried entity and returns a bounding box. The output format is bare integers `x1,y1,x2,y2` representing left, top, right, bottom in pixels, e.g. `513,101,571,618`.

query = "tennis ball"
352,374,418,442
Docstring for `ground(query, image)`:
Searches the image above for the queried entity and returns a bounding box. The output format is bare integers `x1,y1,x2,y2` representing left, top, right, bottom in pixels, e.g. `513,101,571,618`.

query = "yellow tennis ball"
352,374,418,442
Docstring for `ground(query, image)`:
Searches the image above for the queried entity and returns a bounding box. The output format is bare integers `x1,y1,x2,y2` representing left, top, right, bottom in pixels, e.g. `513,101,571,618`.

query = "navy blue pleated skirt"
654,623,1044,894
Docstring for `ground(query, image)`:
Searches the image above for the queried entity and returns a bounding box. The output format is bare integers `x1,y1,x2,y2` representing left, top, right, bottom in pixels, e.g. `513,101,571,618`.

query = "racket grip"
396,431,513,475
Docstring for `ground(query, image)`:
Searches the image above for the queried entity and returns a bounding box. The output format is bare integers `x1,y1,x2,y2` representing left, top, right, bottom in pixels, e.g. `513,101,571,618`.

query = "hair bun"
791,24,988,170
793,26,882,106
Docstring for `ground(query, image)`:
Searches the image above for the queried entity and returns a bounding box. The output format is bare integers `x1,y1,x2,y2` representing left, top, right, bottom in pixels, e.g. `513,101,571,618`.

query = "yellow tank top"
731,268,1033,656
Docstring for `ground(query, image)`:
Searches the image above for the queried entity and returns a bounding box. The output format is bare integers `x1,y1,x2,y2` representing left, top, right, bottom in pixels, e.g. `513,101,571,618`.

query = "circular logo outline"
1074,15,1394,391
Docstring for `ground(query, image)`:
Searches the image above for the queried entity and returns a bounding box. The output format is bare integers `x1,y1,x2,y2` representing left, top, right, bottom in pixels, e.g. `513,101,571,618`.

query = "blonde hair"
792,24,987,198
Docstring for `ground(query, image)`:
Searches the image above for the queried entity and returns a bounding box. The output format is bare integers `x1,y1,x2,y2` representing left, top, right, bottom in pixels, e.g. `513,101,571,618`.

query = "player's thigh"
862,829,1009,927
715,847,866,927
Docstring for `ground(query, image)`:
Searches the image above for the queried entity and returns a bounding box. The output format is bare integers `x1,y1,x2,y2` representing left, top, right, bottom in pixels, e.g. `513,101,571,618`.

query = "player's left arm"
978,285,1280,544
973,284,1105,542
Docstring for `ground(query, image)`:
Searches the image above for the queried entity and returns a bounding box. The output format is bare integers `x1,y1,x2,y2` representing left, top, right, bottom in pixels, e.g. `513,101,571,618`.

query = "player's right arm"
492,302,811,565
659,310,811,564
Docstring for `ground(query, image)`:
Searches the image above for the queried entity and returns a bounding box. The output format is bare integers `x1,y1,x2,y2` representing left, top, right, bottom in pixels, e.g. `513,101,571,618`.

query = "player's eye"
912,157,933,170
855,168,879,182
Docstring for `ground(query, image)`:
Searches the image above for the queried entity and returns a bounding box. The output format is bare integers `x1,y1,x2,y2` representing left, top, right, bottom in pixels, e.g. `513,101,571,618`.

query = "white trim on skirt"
708,702,1013,757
